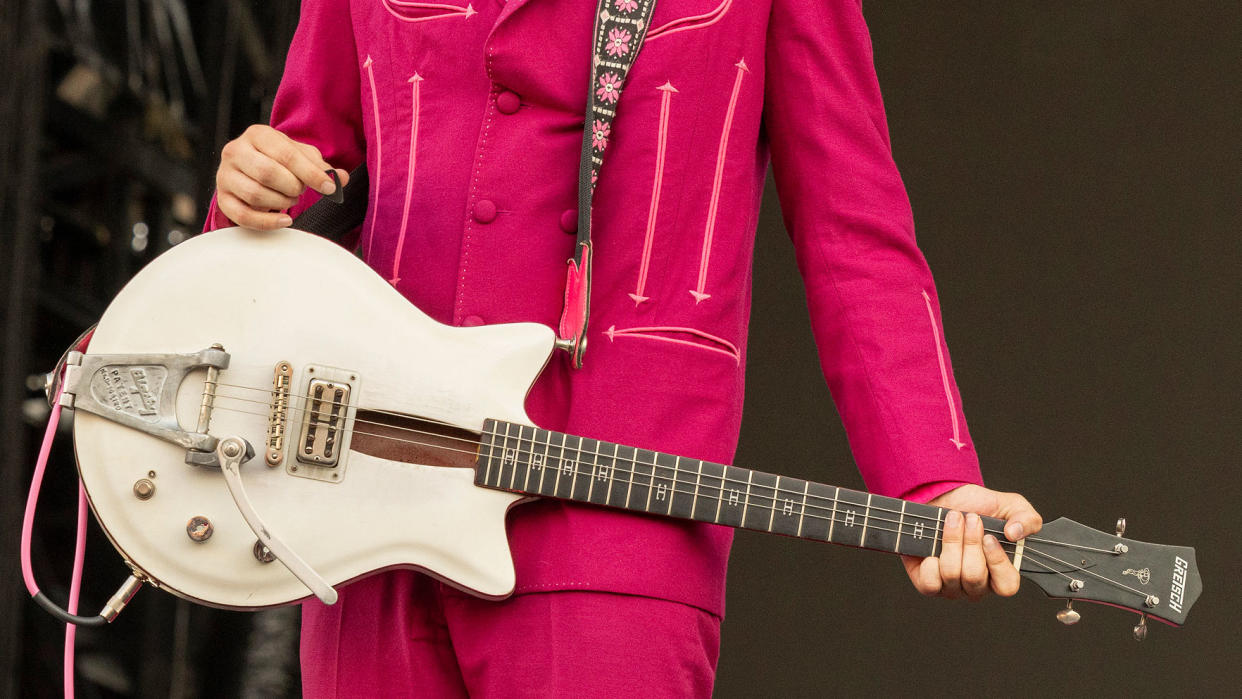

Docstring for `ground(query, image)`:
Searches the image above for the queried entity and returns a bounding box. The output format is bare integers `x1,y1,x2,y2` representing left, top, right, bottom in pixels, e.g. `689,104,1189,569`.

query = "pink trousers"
300,571,722,697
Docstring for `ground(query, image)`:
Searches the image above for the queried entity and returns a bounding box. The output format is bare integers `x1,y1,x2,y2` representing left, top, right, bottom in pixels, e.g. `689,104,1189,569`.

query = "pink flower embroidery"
596,72,622,104
605,28,632,57
591,120,611,151
614,0,638,12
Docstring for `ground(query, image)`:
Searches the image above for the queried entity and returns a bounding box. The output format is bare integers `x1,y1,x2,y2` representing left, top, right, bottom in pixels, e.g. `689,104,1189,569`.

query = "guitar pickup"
297,378,351,468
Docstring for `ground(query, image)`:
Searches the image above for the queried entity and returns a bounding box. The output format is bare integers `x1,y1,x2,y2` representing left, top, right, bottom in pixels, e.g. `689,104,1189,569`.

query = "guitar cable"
20,329,142,697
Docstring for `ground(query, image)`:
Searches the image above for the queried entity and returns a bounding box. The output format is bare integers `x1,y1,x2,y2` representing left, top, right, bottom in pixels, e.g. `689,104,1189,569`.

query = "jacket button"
496,90,521,115
559,208,578,234
473,199,497,224
462,315,485,327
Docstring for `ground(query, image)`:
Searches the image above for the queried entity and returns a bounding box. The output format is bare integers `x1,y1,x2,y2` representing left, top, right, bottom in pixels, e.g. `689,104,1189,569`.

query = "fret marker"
656,482,668,501
504,448,516,467
845,510,857,527
562,459,577,475
596,465,610,482
913,522,925,540
531,453,544,470
782,499,794,516
728,489,740,506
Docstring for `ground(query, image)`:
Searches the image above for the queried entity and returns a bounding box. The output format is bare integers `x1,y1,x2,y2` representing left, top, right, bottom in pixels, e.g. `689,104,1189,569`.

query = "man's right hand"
215,125,350,230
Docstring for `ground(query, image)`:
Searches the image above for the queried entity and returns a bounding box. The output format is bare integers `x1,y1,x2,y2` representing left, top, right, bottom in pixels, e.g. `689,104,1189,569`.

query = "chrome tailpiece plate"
59,346,230,464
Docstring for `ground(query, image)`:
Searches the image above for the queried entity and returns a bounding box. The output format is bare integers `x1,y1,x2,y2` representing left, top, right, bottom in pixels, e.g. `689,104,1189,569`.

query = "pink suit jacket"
208,0,983,618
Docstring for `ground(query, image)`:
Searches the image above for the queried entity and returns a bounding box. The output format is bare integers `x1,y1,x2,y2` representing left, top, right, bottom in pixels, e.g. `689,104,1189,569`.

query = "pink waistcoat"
208,0,983,617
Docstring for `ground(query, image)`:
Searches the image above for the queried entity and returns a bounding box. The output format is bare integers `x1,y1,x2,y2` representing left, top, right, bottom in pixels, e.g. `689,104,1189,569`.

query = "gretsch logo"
1169,556,1188,613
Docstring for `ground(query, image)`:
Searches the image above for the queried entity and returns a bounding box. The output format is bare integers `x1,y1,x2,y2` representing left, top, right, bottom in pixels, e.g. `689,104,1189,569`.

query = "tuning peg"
1056,601,1081,625
1116,518,1126,537
1133,614,1148,641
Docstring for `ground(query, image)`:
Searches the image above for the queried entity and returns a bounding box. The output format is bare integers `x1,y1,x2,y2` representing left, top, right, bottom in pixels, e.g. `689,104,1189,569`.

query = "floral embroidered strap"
559,0,658,368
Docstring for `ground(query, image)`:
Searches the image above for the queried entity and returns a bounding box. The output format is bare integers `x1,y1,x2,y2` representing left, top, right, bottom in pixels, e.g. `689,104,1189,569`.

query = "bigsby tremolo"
57,345,233,466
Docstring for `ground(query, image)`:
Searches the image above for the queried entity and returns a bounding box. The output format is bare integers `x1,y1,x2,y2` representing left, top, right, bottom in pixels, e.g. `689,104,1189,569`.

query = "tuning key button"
1144,595,1160,608
1056,602,1081,625
1114,543,1129,554
1133,615,1148,641
1068,579,1085,592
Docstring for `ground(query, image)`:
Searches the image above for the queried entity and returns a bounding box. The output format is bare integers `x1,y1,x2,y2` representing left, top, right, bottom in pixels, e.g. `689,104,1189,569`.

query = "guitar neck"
474,419,999,559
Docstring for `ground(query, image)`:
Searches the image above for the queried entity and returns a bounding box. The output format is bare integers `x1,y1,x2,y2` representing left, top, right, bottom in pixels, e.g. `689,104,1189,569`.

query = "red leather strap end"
557,242,592,367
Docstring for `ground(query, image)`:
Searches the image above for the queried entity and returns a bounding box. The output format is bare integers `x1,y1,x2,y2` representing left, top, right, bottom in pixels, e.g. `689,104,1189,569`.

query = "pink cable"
64,482,88,699
19,392,62,596
21,384,89,697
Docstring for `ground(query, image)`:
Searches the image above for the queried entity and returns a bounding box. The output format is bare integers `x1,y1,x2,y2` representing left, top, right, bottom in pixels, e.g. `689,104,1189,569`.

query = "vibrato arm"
215,436,338,605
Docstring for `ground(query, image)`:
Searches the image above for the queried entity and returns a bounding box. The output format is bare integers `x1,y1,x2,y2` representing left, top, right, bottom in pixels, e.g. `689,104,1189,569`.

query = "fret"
551,432,576,501
649,453,677,516
830,488,868,547
827,486,839,542
739,469,754,526
859,493,872,546
667,456,698,519
583,437,598,504
769,475,806,537
532,428,551,496
860,494,902,553
796,480,810,537
802,482,835,541
585,438,611,506
696,461,725,524
610,443,634,508
633,448,655,512
895,500,906,553
515,424,534,494
743,471,778,532
894,501,940,558
477,420,499,488
716,466,749,527
689,460,704,520
594,442,619,506
571,436,596,504
932,507,944,558
497,421,517,491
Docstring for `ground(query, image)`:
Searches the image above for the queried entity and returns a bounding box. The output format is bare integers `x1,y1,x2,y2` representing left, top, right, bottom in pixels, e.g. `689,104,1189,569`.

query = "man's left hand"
900,484,1042,600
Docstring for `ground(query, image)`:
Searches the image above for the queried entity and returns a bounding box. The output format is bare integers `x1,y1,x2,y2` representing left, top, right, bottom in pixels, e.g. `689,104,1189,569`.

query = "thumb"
993,491,1042,542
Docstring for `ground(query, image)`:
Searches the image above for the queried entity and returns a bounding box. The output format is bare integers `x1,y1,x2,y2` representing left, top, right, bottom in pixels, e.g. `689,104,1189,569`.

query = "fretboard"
474,420,997,559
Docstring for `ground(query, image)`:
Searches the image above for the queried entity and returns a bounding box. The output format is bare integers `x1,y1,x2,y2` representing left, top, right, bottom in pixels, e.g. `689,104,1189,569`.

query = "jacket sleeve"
206,0,365,233
763,0,982,500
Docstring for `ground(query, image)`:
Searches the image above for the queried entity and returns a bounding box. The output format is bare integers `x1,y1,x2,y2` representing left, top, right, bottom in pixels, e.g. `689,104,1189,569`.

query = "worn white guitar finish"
74,227,553,608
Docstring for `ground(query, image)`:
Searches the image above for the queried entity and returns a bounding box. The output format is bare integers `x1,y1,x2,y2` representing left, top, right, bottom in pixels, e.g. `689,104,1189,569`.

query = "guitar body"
74,227,555,609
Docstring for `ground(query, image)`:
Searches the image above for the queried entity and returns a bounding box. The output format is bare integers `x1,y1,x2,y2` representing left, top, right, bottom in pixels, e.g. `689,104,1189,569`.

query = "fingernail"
966,512,980,529
945,510,962,528
984,535,999,551
1006,522,1025,541
318,179,336,196
278,215,293,227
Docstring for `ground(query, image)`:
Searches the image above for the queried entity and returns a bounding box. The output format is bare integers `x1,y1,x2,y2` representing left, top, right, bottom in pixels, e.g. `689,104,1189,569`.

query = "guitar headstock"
1015,517,1200,636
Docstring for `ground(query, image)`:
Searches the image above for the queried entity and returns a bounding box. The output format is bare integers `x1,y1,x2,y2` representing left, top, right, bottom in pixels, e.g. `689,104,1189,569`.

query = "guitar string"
212,387,978,530
203,397,1122,558
211,380,1117,568
202,399,1151,601
210,391,974,533
206,389,1122,555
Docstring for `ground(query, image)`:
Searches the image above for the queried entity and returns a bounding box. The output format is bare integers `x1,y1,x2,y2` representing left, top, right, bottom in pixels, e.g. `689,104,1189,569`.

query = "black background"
724,3,1238,696
3,1,1238,696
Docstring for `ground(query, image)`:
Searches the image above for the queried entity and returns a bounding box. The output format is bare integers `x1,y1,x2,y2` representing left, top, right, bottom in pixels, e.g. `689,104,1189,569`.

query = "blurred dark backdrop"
2,2,1238,697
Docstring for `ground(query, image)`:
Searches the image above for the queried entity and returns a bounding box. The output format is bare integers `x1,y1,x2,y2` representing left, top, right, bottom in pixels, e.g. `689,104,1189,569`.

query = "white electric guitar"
61,227,1200,634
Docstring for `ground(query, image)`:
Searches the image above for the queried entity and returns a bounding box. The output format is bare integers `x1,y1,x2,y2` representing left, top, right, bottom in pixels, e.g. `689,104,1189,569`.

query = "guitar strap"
558,0,658,368
294,0,659,369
